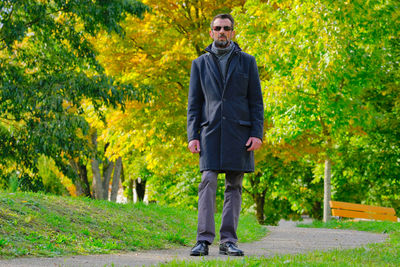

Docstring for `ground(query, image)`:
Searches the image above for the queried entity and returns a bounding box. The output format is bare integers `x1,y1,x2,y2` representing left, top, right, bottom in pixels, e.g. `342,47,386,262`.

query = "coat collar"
205,42,242,96
205,41,242,54
205,53,223,92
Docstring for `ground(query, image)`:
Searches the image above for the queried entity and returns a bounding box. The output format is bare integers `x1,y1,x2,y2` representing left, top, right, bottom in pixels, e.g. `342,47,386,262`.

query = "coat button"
222,116,226,120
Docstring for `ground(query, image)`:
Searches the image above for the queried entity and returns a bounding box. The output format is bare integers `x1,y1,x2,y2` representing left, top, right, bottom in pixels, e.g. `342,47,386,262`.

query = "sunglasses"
212,26,233,31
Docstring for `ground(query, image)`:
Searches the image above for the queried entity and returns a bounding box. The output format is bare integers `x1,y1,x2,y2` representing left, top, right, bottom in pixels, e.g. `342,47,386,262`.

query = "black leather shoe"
190,241,209,256
219,241,244,256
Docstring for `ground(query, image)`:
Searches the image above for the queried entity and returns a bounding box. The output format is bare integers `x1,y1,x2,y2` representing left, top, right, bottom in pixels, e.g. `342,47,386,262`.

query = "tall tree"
0,0,147,188
234,0,399,221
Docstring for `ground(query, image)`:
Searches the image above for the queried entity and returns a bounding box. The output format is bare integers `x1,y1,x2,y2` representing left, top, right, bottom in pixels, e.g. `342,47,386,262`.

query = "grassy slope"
0,191,267,259
160,220,400,266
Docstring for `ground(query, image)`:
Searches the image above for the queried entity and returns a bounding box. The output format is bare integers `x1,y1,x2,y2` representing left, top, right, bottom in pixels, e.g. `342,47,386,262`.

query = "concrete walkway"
0,220,388,267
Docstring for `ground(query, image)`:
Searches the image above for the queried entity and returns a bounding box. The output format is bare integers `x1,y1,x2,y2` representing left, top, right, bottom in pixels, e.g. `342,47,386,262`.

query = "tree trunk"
69,158,92,198
91,131,105,200
120,162,125,190
110,157,122,202
127,178,134,202
323,157,332,222
244,172,267,225
254,193,266,224
78,163,91,197
69,158,85,196
91,157,104,199
311,200,323,220
121,163,134,202
102,159,114,200
135,178,146,202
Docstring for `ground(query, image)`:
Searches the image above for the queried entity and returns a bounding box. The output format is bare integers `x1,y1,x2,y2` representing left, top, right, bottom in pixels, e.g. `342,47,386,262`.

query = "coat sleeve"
247,56,264,140
187,59,204,142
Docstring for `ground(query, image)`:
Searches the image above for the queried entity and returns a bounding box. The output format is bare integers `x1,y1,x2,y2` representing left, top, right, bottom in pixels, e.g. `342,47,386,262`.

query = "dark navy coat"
187,42,264,172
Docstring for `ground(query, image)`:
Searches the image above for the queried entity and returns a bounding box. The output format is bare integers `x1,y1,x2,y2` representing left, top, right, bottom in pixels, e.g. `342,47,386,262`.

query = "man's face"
209,18,235,48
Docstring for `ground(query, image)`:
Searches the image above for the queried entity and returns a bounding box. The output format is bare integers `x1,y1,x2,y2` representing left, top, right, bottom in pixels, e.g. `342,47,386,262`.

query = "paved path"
0,220,387,267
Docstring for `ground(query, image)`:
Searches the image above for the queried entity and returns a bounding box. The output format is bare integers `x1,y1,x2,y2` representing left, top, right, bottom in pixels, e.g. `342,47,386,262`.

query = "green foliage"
235,0,398,149
37,155,69,196
6,172,19,193
243,155,323,225
0,0,148,187
149,169,227,213
233,0,400,221
330,134,400,213
0,191,266,259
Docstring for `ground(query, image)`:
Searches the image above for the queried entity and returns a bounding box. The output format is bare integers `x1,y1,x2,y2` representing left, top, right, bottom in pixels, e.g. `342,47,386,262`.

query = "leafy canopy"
0,0,147,180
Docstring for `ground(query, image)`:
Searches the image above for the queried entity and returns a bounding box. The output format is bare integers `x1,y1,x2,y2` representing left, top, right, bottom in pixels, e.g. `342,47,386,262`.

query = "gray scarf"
211,41,234,57
211,41,234,81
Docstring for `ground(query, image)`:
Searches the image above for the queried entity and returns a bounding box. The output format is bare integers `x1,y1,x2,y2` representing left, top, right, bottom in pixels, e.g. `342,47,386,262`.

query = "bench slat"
331,208,398,222
330,201,396,215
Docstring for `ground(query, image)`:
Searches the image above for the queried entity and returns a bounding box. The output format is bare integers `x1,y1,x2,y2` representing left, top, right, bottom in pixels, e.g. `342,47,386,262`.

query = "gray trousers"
197,170,244,244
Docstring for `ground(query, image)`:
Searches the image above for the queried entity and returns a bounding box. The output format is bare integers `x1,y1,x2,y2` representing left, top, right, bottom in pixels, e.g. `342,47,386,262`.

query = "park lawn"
160,220,400,266
0,191,267,259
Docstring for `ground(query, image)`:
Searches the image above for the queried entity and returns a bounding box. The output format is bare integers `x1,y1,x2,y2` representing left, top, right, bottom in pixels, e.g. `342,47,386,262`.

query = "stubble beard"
214,35,230,48
215,38,230,48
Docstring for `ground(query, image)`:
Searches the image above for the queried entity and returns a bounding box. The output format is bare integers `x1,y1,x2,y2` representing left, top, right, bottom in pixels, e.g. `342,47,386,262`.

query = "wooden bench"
330,201,398,222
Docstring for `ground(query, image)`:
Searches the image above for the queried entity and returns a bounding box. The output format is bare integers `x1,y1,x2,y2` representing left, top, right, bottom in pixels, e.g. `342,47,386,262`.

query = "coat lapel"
206,54,223,94
223,52,239,96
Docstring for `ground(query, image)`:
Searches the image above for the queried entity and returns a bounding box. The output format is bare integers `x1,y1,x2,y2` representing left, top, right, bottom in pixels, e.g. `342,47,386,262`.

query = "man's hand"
246,137,262,151
188,139,201,153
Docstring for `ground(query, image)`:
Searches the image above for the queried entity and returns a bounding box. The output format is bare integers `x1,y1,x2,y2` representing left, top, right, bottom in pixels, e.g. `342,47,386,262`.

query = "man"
187,14,264,256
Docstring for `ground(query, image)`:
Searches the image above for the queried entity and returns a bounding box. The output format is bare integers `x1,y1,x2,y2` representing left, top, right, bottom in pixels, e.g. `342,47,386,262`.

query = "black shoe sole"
219,250,244,256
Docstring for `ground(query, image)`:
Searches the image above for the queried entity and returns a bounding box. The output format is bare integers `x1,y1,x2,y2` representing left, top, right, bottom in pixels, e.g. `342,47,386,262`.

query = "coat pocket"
200,121,209,128
238,120,252,127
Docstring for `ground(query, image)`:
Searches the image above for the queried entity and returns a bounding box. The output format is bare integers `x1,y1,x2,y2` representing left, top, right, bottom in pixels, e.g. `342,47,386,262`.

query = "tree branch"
129,37,157,60
1,5,69,50
242,185,251,195
176,81,184,89
298,91,318,97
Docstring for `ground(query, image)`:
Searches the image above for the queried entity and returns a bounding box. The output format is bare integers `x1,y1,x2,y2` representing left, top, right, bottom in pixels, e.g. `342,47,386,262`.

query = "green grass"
297,219,399,234
159,219,400,266
0,191,267,259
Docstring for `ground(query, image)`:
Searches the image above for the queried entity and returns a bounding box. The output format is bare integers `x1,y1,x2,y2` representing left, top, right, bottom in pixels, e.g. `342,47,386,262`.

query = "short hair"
210,14,234,30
